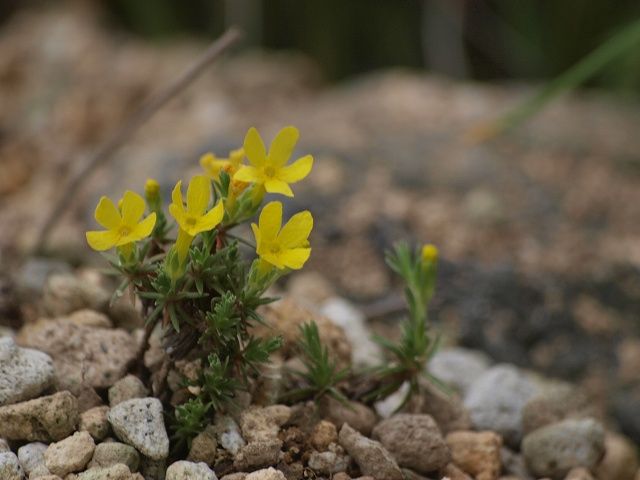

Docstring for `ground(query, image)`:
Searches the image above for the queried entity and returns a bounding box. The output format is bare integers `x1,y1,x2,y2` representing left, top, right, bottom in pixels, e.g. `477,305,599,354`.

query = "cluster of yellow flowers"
86,126,314,274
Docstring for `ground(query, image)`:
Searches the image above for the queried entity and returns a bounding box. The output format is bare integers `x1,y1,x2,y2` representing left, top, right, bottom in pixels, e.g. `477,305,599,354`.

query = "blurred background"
1,0,640,440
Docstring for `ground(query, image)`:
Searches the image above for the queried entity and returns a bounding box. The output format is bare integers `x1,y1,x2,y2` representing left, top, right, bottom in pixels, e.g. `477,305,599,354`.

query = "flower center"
118,226,132,237
186,216,197,226
269,244,281,255
264,165,276,178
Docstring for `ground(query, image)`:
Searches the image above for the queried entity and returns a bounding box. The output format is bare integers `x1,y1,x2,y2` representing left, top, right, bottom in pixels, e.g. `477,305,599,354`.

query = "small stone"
65,310,112,328
410,381,472,434
18,318,138,393
331,473,350,480
0,451,24,480
445,431,502,480
372,414,450,473
108,398,169,460
286,271,335,305
76,463,136,480
522,418,605,480
240,405,290,443
42,274,109,317
244,468,286,480
564,467,595,480
500,447,530,480
338,423,402,480
140,457,165,480
165,461,218,480
17,441,49,477
233,439,282,471
320,396,377,436
594,432,639,480
464,364,539,447
0,391,78,441
32,476,63,480
307,443,350,474
44,431,95,476
213,415,245,455
75,385,104,414
310,420,338,451
188,425,218,466
88,442,140,472
522,383,597,436
220,474,247,480
0,438,9,452
108,375,148,407
428,347,492,395
441,462,473,480
0,337,55,406
80,406,111,441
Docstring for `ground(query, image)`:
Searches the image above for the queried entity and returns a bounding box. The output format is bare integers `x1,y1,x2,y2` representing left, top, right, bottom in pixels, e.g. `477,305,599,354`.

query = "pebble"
108,375,149,407
65,309,113,328
88,442,140,472
522,382,597,435
428,347,492,395
0,337,55,406
76,463,140,480
564,467,595,480
372,414,450,473
445,430,502,480
521,418,605,479
41,273,109,316
233,439,282,471
188,424,218,465
338,423,403,480
413,380,472,434
320,297,382,367
17,441,49,477
108,398,169,460
0,438,8,452
0,390,78,441
79,406,111,441
0,451,24,480
165,460,218,480
17,318,138,392
240,405,291,443
244,468,286,480
464,364,538,447
310,420,338,451
307,443,350,474
213,415,245,455
320,396,378,436
140,457,166,480
44,431,95,476
594,432,639,480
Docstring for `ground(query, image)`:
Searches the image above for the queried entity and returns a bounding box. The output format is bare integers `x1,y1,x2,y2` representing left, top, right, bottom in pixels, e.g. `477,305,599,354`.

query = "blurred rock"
594,432,638,480
428,347,492,395
445,431,502,480
79,406,110,441
42,274,109,317
320,396,377,436
108,375,148,407
338,423,402,480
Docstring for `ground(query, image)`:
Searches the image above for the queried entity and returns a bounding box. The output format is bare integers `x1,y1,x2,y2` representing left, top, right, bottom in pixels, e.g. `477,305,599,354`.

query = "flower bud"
421,244,438,264
145,179,161,211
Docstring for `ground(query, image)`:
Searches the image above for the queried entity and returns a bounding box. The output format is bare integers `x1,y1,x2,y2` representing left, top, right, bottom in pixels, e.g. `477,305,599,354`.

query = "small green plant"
285,321,350,403
85,126,314,448
363,242,442,410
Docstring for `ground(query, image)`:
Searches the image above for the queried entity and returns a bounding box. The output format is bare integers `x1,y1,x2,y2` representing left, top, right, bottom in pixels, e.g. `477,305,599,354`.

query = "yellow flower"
421,244,439,264
169,175,224,237
234,126,313,197
251,201,312,270
200,148,244,180
86,191,156,251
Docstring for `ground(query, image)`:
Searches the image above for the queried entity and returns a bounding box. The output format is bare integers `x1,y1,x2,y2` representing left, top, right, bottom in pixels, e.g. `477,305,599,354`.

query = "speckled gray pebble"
108,397,169,460
0,337,55,406
166,460,218,480
0,451,24,480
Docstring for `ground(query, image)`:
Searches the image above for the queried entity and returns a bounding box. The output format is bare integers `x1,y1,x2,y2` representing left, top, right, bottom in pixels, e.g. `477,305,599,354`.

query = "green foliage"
364,243,442,410
285,321,350,403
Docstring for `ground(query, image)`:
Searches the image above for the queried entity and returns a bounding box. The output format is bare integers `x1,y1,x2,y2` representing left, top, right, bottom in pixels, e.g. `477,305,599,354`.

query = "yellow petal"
251,223,261,248
278,155,313,183
200,153,226,178
195,200,224,233
279,247,311,270
258,201,282,243
86,230,119,251
264,178,294,197
169,203,188,229
269,126,299,167
175,228,194,263
234,166,263,184
229,148,245,169
261,251,286,270
244,127,266,167
171,180,184,207
94,196,121,230
120,191,146,226
277,210,313,248
130,212,157,241
186,175,211,216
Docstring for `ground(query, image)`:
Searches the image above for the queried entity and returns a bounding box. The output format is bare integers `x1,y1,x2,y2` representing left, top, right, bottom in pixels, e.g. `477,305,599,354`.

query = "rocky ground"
0,265,638,480
1,3,640,480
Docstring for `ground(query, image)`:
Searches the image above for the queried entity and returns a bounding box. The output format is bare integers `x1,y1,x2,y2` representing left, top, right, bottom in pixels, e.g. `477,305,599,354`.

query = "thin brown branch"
34,27,243,253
